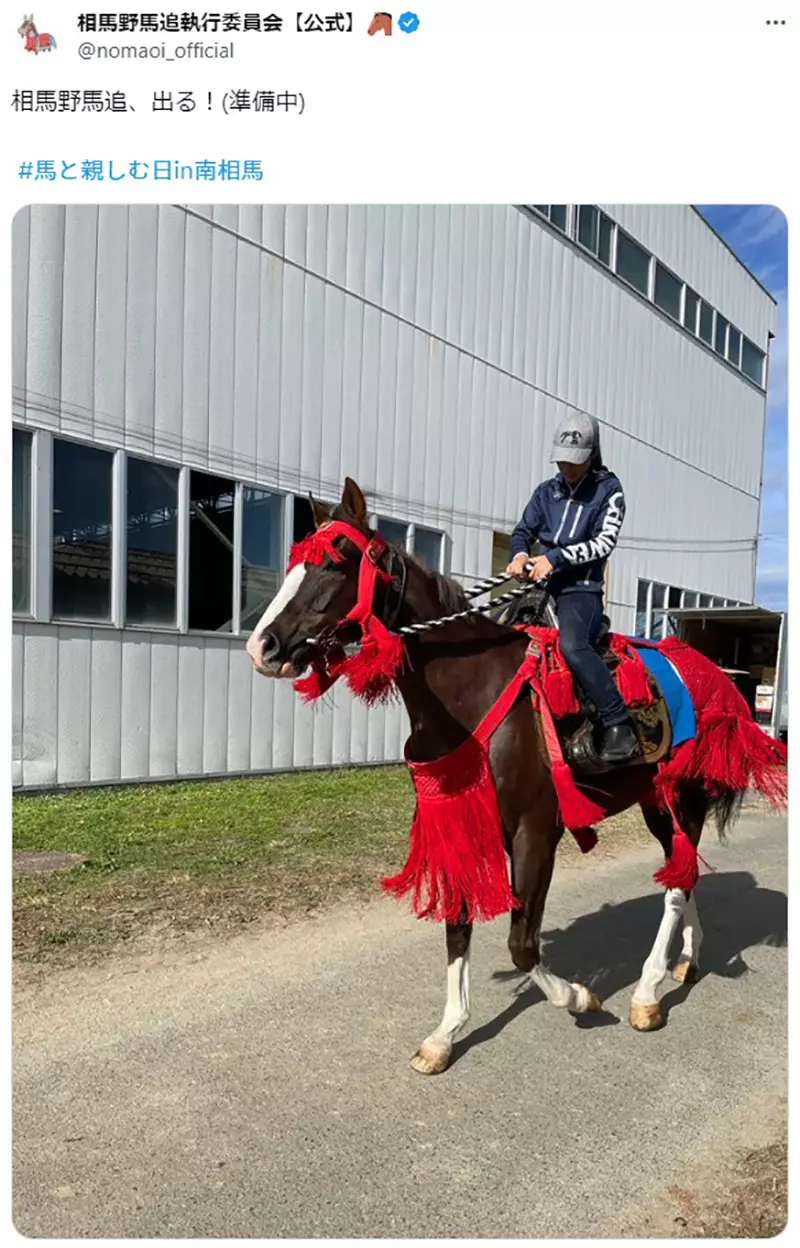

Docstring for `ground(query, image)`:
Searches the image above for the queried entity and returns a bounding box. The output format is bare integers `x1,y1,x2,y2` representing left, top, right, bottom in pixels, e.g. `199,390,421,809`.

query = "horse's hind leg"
630,789,707,1030
410,918,472,1076
508,813,602,1015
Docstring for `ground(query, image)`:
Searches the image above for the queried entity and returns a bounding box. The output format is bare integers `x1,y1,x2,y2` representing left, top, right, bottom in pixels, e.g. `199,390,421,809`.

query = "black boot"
598,722,640,764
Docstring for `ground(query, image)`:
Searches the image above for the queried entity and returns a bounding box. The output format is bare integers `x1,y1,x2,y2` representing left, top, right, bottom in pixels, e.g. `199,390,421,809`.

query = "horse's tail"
705,785,746,843
48,34,57,49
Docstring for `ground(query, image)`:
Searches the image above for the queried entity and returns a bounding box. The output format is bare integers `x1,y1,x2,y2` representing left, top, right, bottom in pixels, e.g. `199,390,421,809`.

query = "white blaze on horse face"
246,562,307,674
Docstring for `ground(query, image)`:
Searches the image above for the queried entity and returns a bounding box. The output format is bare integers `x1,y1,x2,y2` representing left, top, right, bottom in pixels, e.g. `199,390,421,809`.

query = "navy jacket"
510,468,625,595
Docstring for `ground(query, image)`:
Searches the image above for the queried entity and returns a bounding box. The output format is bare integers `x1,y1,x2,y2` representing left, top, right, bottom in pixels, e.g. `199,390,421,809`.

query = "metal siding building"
11,204,776,789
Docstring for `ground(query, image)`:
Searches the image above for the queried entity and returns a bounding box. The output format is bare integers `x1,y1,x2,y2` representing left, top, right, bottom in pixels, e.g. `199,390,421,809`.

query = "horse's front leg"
508,814,602,1014
410,919,472,1076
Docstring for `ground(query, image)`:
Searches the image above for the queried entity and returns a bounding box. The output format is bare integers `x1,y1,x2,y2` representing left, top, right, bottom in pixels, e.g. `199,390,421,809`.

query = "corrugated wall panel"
20,625,59,787
26,205,65,431
56,628,92,785
11,208,30,423
60,205,98,438
12,628,24,788
93,206,129,444
124,206,158,455
207,205,238,472
120,632,152,780
154,204,186,460
149,635,179,779
202,639,231,774
90,630,123,782
176,640,205,776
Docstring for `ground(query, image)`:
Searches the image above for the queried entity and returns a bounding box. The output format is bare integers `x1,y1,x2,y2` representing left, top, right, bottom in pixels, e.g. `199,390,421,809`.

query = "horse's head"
367,12,391,35
246,477,371,679
18,16,34,35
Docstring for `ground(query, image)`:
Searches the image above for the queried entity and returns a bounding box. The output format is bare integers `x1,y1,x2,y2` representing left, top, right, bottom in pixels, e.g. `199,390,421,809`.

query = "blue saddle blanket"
629,641,696,748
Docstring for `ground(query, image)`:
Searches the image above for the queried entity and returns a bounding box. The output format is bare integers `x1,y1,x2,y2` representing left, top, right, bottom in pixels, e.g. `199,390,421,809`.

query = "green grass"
13,767,649,971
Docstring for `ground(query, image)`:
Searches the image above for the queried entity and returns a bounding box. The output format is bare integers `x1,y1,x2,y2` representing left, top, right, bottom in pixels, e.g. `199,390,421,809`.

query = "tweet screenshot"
4,2,795,1241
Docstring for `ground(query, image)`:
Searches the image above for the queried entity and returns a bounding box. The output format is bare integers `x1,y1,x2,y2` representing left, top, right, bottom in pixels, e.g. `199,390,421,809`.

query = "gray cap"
550,412,599,464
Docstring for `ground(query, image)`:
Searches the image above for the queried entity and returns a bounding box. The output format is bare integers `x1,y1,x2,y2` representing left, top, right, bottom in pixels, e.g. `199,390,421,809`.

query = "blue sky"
696,205,788,610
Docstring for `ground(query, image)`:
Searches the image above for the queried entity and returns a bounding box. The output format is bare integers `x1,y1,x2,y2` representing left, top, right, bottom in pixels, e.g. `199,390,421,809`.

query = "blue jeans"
555,591,629,728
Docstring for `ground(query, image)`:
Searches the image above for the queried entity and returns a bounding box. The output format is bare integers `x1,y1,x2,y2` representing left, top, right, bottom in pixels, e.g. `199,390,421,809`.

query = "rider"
506,412,639,764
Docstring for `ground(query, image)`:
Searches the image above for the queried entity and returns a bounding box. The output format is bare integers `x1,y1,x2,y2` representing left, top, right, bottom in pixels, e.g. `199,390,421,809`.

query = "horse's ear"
340,477,367,526
309,493,332,527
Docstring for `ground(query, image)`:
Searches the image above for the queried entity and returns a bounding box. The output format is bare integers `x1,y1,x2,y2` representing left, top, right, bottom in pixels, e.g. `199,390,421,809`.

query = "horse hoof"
629,1002,663,1032
569,985,603,1015
672,960,698,985
410,1044,451,1076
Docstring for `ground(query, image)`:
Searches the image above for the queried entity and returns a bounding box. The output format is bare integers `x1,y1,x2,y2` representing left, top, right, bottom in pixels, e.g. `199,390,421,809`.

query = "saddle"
493,589,672,778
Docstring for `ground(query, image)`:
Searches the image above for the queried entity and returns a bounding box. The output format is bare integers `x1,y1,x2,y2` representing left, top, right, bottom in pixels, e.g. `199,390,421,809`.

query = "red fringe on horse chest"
381,735,520,924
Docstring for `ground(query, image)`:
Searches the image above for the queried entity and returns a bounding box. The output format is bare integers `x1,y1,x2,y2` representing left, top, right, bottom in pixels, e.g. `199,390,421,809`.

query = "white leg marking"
246,563,306,668
632,888,687,1006
530,965,595,1013
679,890,703,968
423,952,471,1053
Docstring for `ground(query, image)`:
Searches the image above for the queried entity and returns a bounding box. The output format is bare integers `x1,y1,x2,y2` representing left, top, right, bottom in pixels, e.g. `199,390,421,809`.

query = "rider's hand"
506,553,531,579
529,555,554,582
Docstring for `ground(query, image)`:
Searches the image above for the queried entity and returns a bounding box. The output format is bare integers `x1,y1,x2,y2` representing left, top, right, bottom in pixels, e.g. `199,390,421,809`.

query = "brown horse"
367,12,392,36
247,477,760,1074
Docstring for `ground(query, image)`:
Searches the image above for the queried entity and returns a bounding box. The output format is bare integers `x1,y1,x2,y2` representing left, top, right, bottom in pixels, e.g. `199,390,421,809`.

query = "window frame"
614,227,652,298
12,427,34,618
51,433,116,626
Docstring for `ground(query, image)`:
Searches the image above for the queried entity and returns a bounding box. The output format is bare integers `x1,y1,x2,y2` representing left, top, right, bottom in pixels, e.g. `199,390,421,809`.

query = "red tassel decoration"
614,651,655,707
293,659,339,704
653,828,699,892
342,617,406,705
543,666,581,718
551,760,608,830
382,735,519,924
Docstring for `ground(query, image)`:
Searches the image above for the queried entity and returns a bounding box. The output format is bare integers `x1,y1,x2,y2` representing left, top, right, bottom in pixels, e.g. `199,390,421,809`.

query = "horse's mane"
403,550,467,615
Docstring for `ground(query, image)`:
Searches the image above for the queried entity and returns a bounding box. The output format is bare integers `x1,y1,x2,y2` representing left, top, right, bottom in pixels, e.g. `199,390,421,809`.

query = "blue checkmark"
398,11,420,34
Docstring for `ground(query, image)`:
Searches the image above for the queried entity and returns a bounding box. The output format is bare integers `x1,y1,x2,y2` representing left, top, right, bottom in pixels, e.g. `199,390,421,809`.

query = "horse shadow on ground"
451,870,786,1065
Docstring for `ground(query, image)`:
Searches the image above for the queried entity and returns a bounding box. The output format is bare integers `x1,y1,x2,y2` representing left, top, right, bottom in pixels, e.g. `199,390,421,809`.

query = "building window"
188,471,235,632
576,205,613,267
699,594,712,608
598,214,613,266
530,205,568,232
615,229,650,296
727,326,742,368
53,439,113,622
714,313,728,356
413,525,444,572
699,301,714,345
241,488,284,633
683,288,699,335
682,590,698,608
650,582,667,640
125,458,179,627
741,337,765,387
376,517,410,549
635,579,649,638
13,429,33,615
654,263,682,321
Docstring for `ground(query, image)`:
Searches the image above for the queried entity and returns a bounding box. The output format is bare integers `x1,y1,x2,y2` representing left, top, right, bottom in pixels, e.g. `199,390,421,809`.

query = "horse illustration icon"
18,14,57,52
560,430,581,446
368,12,392,36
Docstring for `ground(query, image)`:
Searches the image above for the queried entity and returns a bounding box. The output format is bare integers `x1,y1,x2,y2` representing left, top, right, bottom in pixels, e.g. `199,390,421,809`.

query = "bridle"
287,518,555,704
